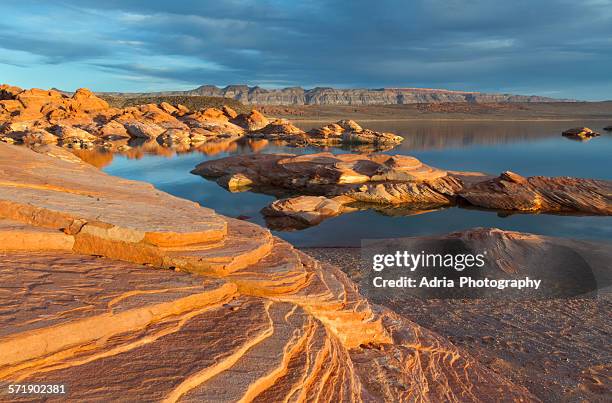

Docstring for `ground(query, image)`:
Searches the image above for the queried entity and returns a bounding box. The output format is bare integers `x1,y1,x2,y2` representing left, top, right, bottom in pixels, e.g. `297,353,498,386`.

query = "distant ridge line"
98,85,577,105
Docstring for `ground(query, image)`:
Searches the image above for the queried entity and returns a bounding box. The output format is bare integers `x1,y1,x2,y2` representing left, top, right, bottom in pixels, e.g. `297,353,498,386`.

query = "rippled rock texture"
304,228,612,402
0,143,534,401
458,171,612,215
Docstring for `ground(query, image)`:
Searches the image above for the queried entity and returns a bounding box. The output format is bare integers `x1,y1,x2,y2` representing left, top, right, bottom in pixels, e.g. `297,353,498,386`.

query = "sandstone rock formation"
309,228,611,401
362,227,610,298
457,171,612,214
0,142,534,401
231,109,269,131
1,85,404,154
304,120,404,147
0,85,248,152
562,127,600,140
106,84,575,105
193,153,611,229
262,195,352,230
246,119,403,150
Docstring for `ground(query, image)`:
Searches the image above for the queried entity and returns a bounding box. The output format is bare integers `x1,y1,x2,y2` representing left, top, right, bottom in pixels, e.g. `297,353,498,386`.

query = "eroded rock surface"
1,85,404,154
0,85,247,152
248,119,404,149
193,152,455,201
0,143,534,401
193,153,611,229
306,119,404,147
262,195,351,230
458,171,612,215
304,228,612,402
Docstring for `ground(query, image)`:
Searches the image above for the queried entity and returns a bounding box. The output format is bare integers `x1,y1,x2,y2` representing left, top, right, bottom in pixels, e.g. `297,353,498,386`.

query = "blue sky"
1,0,612,100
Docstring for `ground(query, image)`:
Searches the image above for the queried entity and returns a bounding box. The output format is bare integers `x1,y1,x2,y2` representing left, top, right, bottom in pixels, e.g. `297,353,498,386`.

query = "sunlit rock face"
192,152,454,200
193,152,612,229
0,85,404,155
247,119,404,149
458,171,612,215
0,85,248,151
0,143,535,401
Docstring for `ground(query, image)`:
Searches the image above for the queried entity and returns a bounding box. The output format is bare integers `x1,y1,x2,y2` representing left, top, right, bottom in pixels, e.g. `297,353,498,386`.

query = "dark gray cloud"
1,0,611,99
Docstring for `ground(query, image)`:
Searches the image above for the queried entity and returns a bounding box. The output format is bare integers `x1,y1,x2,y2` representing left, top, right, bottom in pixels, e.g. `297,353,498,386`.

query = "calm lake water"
100,120,612,247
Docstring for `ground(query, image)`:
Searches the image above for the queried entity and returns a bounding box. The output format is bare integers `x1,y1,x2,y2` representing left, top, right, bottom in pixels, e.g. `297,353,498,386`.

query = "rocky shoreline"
303,229,611,402
1,84,610,401
0,85,402,153
192,152,612,229
0,142,540,401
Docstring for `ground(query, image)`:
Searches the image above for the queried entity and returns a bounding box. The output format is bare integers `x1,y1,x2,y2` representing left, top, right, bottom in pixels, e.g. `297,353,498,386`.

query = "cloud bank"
1,0,611,99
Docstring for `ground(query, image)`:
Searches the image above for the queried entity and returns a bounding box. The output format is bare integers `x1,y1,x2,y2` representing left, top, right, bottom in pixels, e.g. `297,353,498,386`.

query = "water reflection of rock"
298,120,607,151
263,197,442,231
66,137,265,168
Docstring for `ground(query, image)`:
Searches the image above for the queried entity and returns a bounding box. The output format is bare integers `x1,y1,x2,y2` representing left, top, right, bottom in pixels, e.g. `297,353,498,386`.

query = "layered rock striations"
0,142,534,401
307,228,611,401
193,153,612,229
458,171,612,215
106,85,576,105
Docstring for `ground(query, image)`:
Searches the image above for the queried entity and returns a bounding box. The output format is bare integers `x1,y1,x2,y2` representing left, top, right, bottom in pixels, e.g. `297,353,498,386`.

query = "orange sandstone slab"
0,219,74,251
0,251,361,403
0,143,227,246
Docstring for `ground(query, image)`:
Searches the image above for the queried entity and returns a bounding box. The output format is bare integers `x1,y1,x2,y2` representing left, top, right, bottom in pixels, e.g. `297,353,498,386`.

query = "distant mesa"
98,84,578,105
